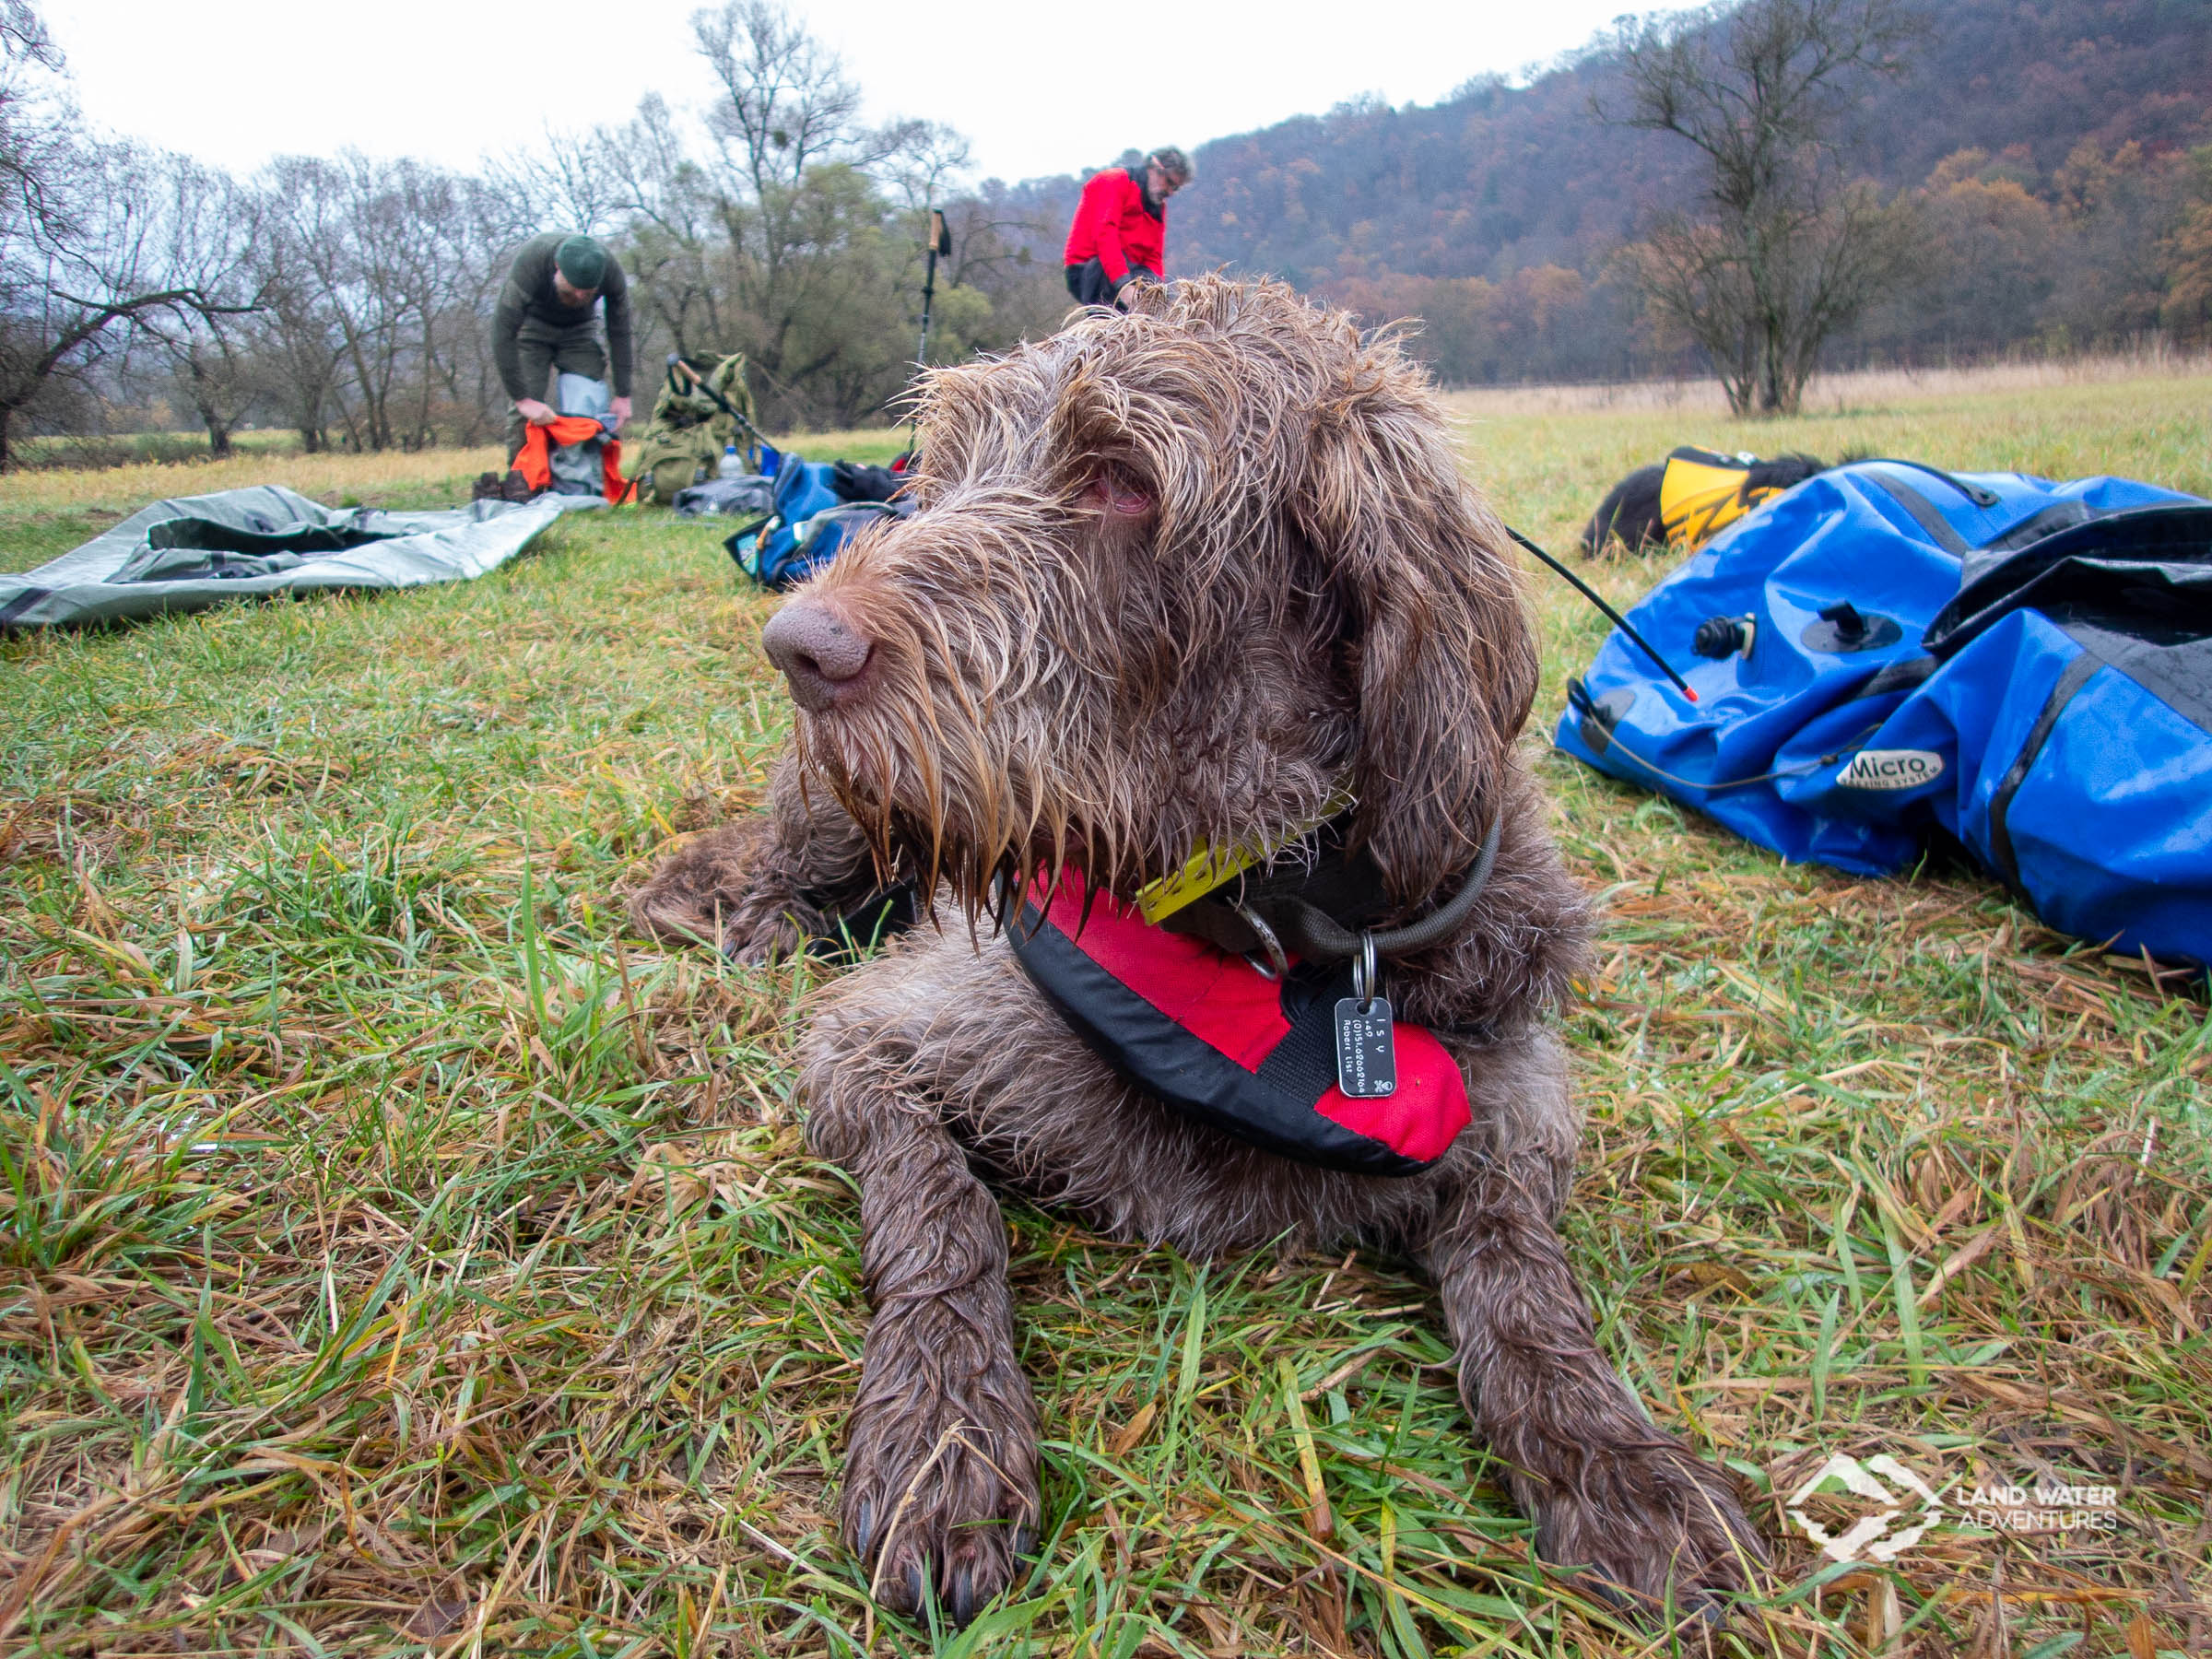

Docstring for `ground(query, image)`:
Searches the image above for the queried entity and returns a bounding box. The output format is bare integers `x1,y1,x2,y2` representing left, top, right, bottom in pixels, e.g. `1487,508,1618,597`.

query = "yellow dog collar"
1134,784,1358,924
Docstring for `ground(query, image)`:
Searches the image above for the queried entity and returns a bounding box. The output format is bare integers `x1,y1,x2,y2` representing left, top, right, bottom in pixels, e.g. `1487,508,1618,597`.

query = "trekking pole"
909,206,950,455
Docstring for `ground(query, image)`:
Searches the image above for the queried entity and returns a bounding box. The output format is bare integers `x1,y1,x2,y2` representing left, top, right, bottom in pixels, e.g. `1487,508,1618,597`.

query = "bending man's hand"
514,398,557,427
609,395,632,432
1113,268,1159,312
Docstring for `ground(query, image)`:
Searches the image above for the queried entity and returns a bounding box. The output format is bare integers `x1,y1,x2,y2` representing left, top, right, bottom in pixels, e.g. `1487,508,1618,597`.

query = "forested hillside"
993,0,2212,383
1183,0,2207,279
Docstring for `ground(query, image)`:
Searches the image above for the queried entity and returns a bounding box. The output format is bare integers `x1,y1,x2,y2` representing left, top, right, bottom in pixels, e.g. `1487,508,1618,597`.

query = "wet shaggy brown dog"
632,277,1766,1626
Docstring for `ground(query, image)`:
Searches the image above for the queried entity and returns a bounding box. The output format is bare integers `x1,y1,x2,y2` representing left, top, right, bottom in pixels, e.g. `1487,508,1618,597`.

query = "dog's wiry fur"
630,278,1765,1626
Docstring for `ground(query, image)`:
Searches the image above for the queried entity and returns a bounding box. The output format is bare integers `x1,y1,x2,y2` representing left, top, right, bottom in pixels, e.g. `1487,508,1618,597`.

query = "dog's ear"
1293,349,1538,907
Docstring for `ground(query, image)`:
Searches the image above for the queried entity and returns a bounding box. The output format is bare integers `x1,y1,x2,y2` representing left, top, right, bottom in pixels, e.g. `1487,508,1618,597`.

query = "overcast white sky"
48,0,1655,186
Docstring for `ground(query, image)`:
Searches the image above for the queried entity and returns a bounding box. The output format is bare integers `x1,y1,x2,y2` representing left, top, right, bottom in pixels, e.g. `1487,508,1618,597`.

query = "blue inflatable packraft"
1552,461,2212,967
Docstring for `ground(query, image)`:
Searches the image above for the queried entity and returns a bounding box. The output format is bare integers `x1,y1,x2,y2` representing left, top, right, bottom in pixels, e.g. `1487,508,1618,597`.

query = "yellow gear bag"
1658,446,1791,549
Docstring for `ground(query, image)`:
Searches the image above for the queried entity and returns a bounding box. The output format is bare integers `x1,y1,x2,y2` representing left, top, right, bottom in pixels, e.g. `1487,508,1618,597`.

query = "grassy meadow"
1,371,2209,1656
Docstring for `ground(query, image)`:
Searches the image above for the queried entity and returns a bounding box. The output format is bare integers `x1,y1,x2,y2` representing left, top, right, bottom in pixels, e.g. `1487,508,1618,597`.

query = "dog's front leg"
806,1073,1041,1627
629,747,894,962
1429,1153,1765,1618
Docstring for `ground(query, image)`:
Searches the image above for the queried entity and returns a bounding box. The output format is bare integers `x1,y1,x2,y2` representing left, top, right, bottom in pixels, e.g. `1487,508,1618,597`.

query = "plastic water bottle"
718,442,741,477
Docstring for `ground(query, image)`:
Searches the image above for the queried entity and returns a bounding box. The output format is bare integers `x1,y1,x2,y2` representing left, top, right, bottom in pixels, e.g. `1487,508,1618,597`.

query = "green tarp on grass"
0,484,596,629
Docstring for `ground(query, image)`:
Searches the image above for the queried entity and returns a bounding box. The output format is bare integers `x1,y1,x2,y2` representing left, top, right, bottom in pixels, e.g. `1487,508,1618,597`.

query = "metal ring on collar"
1235,901,1288,981
1352,931,1380,1012
1292,814,1504,962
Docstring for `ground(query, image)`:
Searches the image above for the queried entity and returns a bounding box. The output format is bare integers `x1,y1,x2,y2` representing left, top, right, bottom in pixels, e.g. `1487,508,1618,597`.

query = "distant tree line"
1296,127,2212,400
4,0,2208,462
0,0,1072,464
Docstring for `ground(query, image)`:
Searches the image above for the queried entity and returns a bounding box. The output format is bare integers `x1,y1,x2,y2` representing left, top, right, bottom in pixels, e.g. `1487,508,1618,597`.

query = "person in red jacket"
1064,147,1193,309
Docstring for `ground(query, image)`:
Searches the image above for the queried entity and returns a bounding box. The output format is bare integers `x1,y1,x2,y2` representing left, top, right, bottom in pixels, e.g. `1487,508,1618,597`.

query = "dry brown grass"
1448,346,2212,418
0,446,512,516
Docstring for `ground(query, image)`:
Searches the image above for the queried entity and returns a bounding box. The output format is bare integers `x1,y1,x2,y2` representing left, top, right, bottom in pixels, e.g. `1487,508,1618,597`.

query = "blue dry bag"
726,459,848,586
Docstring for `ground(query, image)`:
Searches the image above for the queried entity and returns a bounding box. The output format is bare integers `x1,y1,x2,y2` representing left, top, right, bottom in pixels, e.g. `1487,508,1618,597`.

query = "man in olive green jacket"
494,232,634,461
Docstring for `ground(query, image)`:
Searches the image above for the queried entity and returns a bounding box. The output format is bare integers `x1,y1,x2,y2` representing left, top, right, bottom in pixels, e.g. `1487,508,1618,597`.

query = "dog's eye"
1087,468,1153,517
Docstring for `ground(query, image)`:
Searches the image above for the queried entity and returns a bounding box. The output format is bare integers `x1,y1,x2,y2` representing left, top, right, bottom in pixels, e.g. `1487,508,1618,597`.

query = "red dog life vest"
1008,870,1471,1176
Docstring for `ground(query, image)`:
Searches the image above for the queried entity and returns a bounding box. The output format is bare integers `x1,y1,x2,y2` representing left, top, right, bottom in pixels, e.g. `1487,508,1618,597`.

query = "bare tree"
1605,0,1924,414
365,159,484,451
941,182,1071,346
484,126,629,241
242,160,348,453
0,137,256,465
254,153,469,453
0,0,62,218
604,96,731,361
139,159,264,455
0,10,256,463
693,0,863,195
875,119,971,217
434,173,537,445
690,0,874,400
677,1,983,425
230,154,516,453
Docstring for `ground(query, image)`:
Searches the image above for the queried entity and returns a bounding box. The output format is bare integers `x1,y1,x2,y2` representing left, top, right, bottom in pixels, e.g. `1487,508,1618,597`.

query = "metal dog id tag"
1333,996,1397,1098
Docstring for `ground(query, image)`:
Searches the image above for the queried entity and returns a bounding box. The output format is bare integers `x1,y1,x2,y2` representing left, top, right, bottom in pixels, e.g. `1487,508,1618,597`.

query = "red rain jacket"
1063,167,1165,287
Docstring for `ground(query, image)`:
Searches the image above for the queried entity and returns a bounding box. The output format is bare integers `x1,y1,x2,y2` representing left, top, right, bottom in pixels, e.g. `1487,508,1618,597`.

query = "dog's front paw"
1525,1439,1767,1622
627,820,804,959
841,1398,1041,1628
718,905,807,966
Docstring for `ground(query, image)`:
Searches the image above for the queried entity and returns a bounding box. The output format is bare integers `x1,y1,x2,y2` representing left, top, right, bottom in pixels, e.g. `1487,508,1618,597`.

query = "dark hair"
1146,147,1193,186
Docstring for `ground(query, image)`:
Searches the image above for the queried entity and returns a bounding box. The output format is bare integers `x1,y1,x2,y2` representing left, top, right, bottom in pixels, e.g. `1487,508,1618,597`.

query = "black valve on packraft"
1692,614,1757,659
1801,601,1903,653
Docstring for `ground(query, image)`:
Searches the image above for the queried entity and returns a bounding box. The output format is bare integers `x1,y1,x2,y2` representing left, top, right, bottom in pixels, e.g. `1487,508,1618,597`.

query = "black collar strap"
1163,814,1503,964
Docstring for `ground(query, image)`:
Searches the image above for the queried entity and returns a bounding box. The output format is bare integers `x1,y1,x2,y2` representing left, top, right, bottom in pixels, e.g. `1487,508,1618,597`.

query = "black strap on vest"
1861,473,1971,554
1165,815,1504,964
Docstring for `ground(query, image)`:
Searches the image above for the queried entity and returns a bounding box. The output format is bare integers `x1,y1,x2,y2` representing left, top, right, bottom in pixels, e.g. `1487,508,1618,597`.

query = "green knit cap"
554,234,607,291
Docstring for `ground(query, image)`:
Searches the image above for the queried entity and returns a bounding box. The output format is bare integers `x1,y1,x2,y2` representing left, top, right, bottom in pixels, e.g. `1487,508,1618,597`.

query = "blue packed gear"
1552,460,2212,969
726,453,916,588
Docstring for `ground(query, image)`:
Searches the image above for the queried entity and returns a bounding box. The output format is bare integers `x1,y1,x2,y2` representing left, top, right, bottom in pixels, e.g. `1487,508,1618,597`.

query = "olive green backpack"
622,353,757,506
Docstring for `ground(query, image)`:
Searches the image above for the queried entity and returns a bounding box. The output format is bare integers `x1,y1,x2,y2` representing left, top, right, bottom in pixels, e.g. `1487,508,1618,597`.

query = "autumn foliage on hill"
1124,0,2212,383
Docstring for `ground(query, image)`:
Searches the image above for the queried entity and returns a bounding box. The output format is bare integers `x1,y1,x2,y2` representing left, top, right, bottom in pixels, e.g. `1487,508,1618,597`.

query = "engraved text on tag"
1334,996,1398,1098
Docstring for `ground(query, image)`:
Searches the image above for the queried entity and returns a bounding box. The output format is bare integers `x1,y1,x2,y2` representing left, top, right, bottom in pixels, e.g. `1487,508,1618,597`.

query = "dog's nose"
761,598,875,712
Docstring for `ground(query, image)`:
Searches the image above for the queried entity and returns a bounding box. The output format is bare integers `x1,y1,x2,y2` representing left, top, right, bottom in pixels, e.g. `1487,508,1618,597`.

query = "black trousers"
1065,259,1159,309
